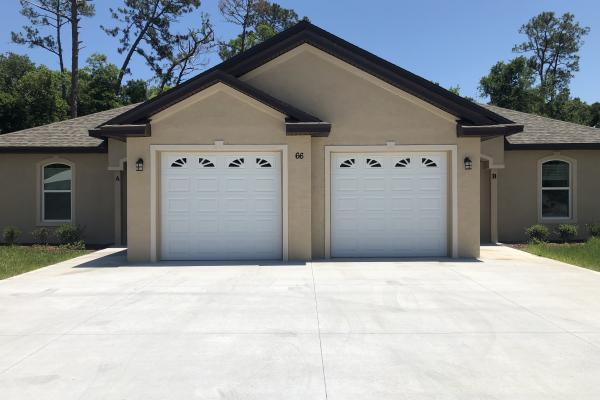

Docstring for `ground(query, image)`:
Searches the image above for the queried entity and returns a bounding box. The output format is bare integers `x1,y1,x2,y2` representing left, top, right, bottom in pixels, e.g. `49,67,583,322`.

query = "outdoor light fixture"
464,156,473,170
136,158,144,172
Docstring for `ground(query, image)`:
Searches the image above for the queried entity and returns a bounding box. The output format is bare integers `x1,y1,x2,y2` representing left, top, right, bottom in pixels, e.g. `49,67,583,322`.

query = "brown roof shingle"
0,103,139,151
480,104,600,146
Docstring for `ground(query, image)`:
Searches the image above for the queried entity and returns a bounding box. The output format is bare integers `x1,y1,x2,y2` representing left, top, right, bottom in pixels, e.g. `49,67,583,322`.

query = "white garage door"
331,153,447,258
161,152,282,260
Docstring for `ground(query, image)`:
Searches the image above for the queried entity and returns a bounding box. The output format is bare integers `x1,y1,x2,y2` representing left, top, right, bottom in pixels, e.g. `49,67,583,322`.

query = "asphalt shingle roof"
1,101,599,150
480,104,600,145
0,103,139,150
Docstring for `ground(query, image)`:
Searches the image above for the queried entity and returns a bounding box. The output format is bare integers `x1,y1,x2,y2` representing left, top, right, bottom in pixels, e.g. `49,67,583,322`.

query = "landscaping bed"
0,245,89,280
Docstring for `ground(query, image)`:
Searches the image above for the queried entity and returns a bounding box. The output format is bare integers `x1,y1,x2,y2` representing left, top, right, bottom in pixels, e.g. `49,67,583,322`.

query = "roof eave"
89,124,150,140
285,122,332,137
0,145,107,153
457,123,524,137
505,141,600,150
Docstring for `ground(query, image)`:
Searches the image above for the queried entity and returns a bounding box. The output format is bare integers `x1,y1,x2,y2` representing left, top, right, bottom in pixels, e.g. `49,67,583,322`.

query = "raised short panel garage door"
331,153,448,258
161,153,282,260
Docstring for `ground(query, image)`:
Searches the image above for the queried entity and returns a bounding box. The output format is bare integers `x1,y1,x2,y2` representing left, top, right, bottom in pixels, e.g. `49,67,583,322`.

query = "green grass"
0,245,89,280
525,237,600,272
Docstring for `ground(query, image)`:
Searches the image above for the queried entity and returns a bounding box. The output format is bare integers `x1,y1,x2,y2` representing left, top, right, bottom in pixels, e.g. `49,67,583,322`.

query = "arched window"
540,159,571,219
42,163,72,222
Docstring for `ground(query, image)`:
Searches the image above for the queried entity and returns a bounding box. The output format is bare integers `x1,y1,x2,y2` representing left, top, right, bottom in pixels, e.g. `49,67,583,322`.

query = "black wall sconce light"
136,158,144,172
464,156,473,170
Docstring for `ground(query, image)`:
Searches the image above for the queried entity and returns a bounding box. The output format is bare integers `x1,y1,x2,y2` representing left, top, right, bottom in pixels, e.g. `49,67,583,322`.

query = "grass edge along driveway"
0,245,89,280
525,237,600,272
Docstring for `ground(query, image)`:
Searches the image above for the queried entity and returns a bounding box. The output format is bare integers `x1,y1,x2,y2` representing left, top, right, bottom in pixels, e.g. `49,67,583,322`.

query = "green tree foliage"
0,53,148,134
0,53,67,133
218,0,303,60
102,0,213,92
11,0,95,117
78,54,123,115
121,79,149,104
479,56,539,112
480,12,597,126
78,54,149,114
11,0,70,99
513,12,590,111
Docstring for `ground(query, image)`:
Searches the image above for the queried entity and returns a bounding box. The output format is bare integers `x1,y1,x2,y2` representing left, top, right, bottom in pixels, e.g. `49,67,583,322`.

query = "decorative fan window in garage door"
171,158,187,168
541,160,571,218
228,158,245,168
339,158,356,168
198,157,215,167
42,163,72,222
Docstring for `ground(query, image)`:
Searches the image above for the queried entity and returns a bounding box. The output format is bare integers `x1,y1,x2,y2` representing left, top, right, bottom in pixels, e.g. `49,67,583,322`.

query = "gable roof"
0,104,139,153
105,71,322,126
481,104,600,149
182,21,515,126
93,21,520,139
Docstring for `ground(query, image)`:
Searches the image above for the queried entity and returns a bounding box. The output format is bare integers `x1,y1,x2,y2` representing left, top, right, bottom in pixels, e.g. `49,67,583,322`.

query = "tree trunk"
69,0,78,118
56,2,67,102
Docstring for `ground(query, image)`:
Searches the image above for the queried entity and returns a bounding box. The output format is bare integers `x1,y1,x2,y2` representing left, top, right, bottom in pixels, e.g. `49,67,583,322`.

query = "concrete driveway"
1,246,600,399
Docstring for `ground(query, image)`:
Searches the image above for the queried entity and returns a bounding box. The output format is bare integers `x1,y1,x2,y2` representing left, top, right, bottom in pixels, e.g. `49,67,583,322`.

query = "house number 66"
295,152,304,160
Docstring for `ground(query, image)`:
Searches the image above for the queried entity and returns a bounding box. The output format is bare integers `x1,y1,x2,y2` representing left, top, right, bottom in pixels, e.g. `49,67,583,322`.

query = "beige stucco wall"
480,163,491,243
242,45,481,258
126,87,312,262
481,136,505,166
124,44,482,261
0,153,115,244
498,149,600,242
108,139,127,169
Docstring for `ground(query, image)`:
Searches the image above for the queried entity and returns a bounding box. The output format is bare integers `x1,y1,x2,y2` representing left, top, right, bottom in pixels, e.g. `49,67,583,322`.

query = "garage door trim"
150,143,289,262
324,144,458,258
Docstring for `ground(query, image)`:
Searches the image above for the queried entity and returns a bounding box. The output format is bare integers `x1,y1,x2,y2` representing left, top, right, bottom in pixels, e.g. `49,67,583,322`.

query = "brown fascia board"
504,141,600,150
89,124,150,141
0,145,107,153
457,123,524,137
286,122,332,136
104,71,322,127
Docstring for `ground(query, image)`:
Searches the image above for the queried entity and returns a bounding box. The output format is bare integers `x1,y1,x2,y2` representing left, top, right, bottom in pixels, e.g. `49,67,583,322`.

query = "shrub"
31,227,50,245
61,240,86,251
556,224,578,242
54,224,83,245
525,224,550,243
2,226,21,245
587,223,600,238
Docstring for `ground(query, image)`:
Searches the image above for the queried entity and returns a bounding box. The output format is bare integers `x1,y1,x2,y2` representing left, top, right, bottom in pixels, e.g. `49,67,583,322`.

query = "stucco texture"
0,153,115,245
125,45,482,261
242,45,481,259
498,149,600,242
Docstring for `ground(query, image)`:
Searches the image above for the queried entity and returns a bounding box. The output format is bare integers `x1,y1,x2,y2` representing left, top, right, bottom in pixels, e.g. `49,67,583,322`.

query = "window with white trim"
42,163,72,222
541,160,571,219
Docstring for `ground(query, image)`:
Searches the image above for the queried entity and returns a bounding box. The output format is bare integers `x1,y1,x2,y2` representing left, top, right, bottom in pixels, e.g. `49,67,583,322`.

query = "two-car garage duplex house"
1,22,599,262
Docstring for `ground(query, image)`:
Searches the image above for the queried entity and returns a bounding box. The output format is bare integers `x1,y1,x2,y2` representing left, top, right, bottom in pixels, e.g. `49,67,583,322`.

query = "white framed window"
41,162,73,223
539,158,574,220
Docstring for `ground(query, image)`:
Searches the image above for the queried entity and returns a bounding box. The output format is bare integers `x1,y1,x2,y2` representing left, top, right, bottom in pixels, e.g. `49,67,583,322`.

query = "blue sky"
0,0,598,103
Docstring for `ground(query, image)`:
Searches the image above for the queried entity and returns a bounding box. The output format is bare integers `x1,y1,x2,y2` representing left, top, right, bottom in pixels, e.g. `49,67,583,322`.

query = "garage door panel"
166,177,190,192
332,153,447,258
363,178,386,191
161,152,282,260
363,197,385,211
166,198,189,213
390,177,414,191
195,177,218,191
